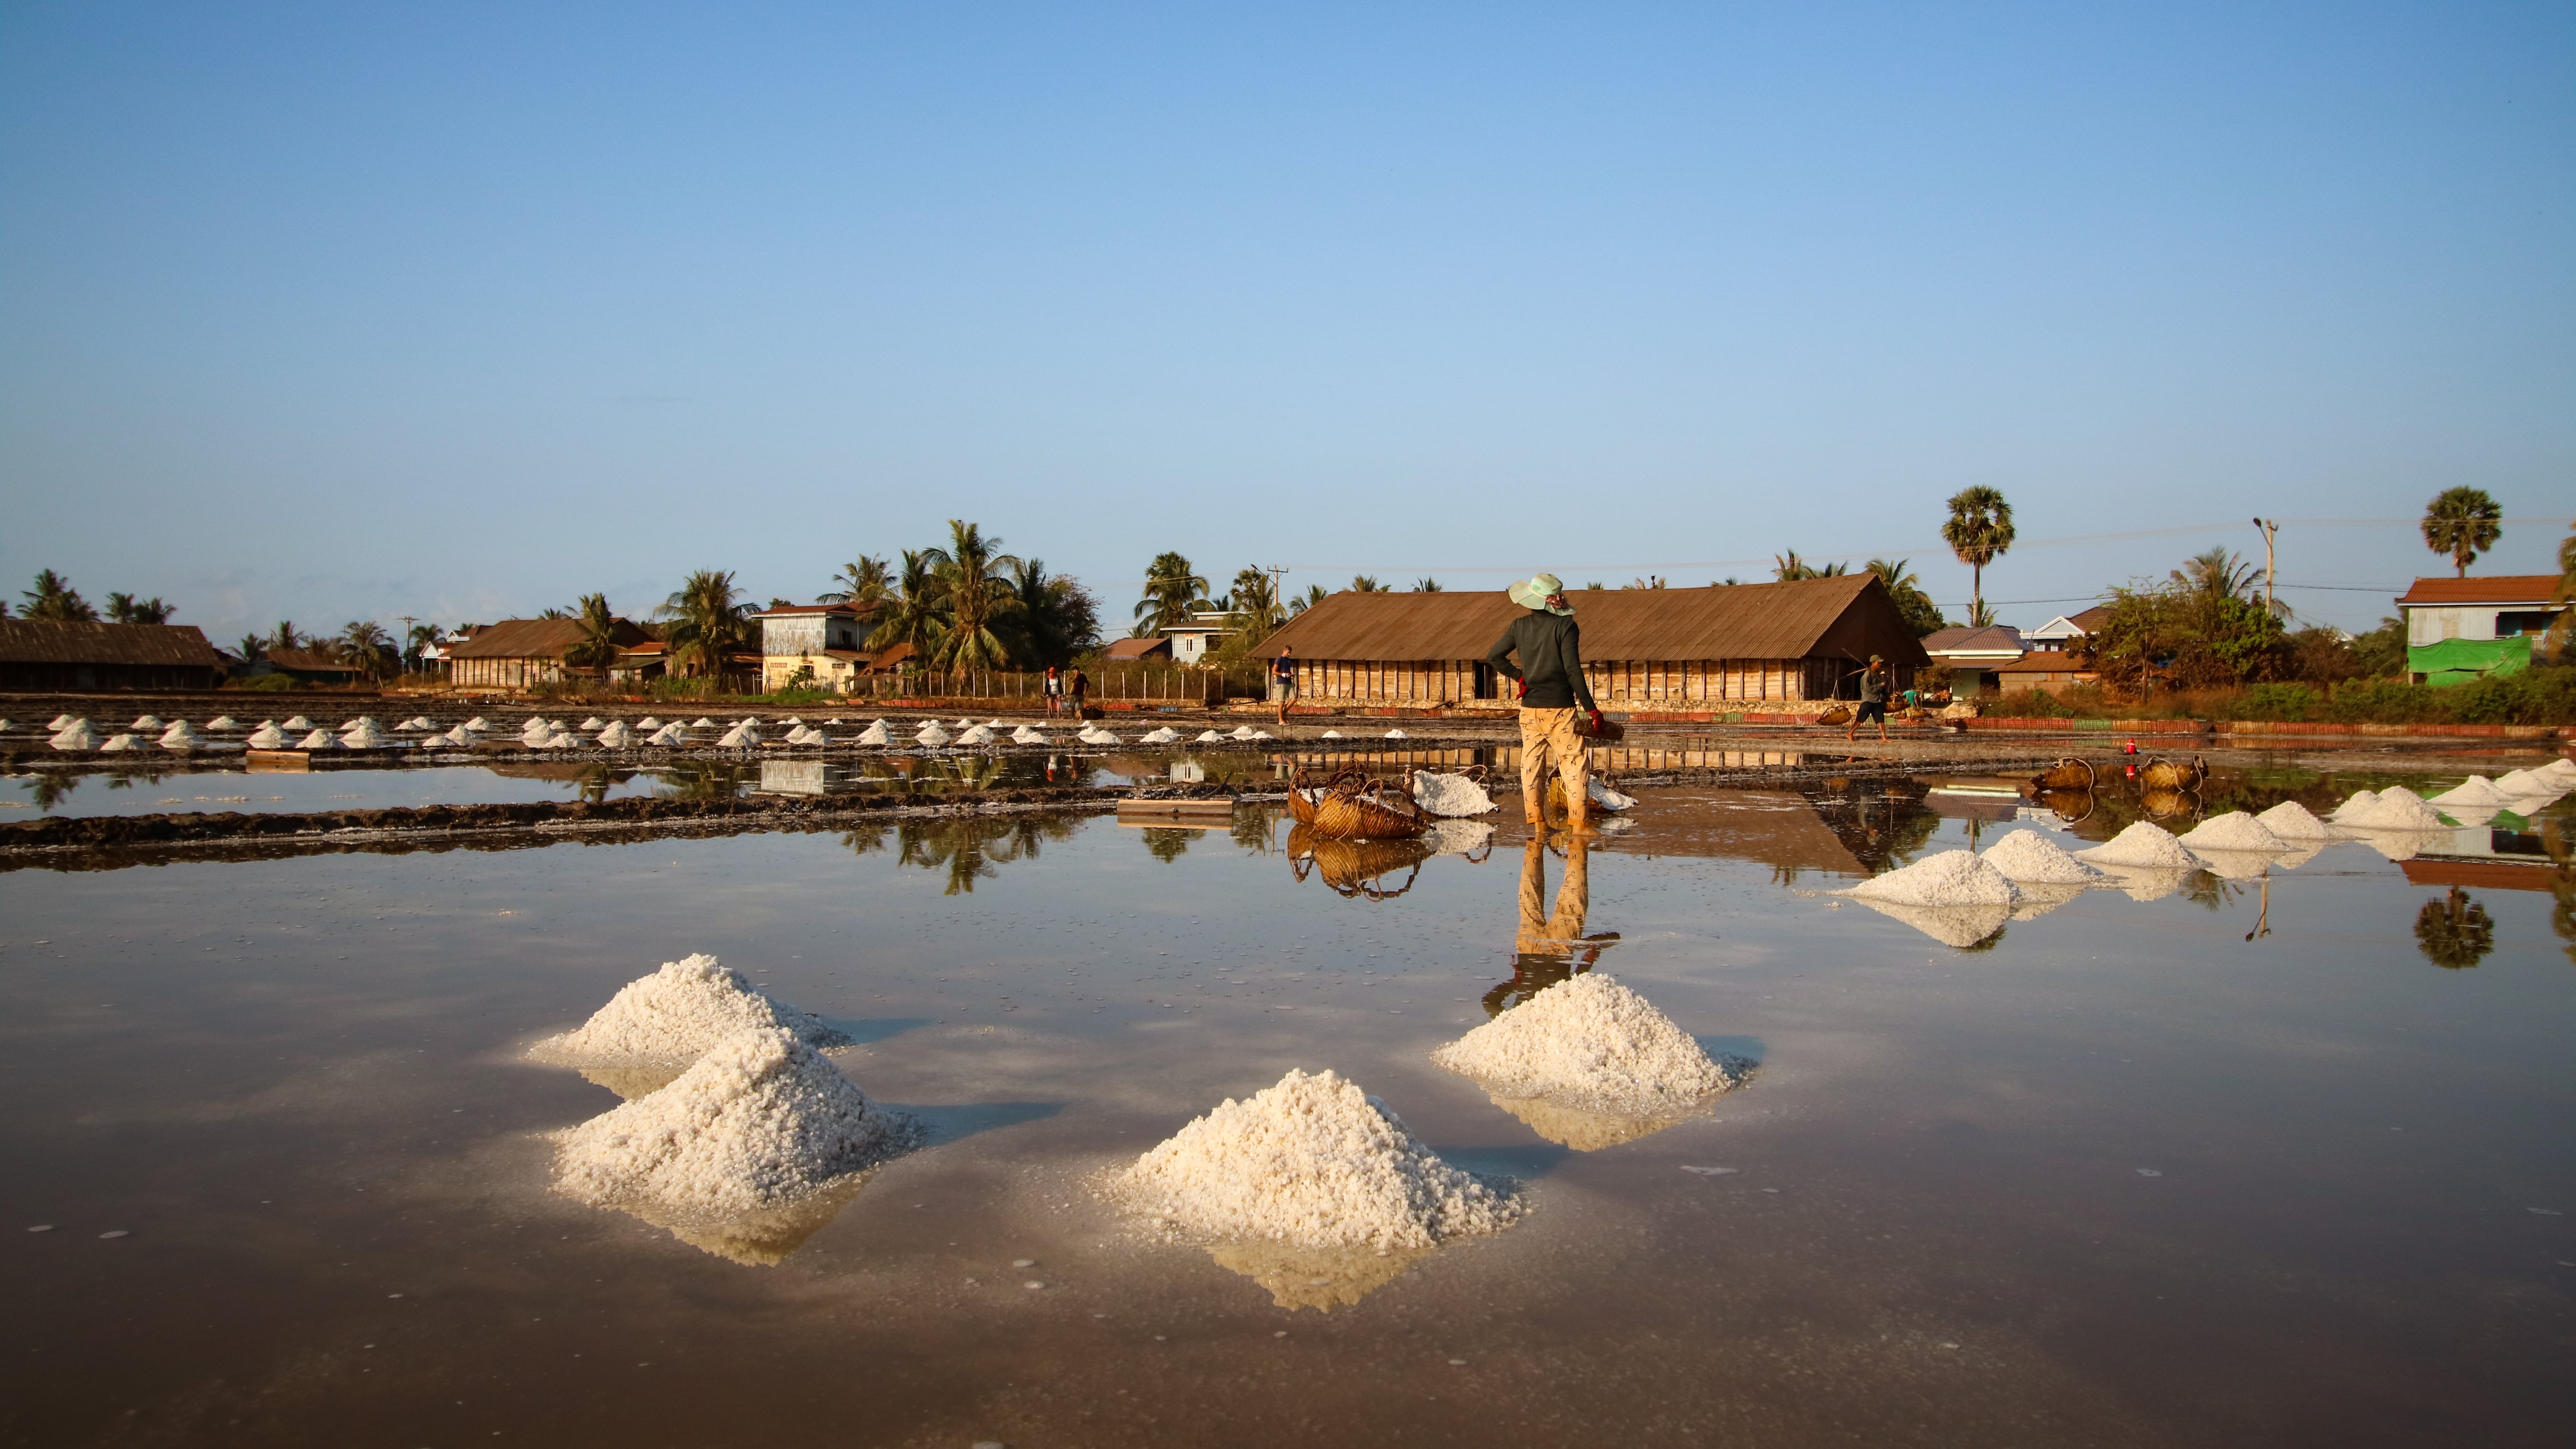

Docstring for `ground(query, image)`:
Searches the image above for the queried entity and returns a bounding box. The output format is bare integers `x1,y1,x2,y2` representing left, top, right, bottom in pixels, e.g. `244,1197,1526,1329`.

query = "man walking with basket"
1489,573,1604,832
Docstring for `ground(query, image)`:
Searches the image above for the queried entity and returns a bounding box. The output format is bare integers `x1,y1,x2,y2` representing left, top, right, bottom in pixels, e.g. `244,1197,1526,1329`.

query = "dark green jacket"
1488,612,1597,711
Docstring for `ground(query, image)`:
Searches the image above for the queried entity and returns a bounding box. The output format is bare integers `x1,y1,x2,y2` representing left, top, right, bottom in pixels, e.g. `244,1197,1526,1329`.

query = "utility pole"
2250,518,2279,618
396,615,416,679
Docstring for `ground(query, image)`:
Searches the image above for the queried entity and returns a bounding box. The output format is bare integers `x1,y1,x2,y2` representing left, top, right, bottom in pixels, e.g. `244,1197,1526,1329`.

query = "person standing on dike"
1847,653,1892,743
1043,664,1062,716
1488,573,1602,831
1270,644,1298,727
1064,664,1088,717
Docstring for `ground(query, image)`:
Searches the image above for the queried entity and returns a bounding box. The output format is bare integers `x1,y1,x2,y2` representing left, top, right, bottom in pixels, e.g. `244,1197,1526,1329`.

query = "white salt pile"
2430,775,2518,808
394,717,422,731
1412,770,1498,817
957,725,998,746
1079,728,1120,745
1195,729,1225,743
689,716,717,730
1385,729,1408,739
2254,800,2336,840
647,724,686,746
2075,821,2200,869
340,720,393,748
1978,829,2107,884
1431,974,1743,1116
913,724,953,747
2346,787,2446,831
595,721,636,748
718,723,762,748
2330,789,2380,822
1012,726,1049,744
856,721,892,746
2537,758,2576,785
46,714,73,731
637,716,664,732
552,1028,911,1219
776,715,803,727
984,718,1006,728
1252,730,1275,740
50,723,97,750
1320,730,1343,739
295,730,339,750
157,722,203,749
1115,1069,1521,1251
1422,818,1495,856
131,714,163,730
465,716,492,731
2177,812,2288,854
530,953,852,1064
1139,727,1181,744
1844,849,2022,906
954,716,974,728
205,715,238,731
578,716,605,731
245,724,288,748
282,715,313,731
98,733,140,752
1230,725,1259,740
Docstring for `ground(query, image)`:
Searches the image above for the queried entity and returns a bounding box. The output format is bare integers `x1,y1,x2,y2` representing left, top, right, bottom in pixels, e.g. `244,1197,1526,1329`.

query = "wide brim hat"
1508,573,1573,615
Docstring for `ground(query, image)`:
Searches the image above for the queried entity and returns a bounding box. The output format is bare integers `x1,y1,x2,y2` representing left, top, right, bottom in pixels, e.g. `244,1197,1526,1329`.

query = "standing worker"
1043,664,1062,716
1064,664,1088,717
1270,644,1298,726
1488,573,1603,832
1847,654,1892,743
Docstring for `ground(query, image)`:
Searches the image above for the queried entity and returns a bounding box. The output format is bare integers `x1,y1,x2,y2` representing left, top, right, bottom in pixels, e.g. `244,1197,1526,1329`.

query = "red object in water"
2123,738,2139,755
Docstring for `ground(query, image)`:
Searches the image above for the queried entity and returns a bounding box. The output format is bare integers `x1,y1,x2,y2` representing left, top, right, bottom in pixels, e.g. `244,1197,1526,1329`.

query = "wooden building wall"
449,656,563,690
1293,657,1909,705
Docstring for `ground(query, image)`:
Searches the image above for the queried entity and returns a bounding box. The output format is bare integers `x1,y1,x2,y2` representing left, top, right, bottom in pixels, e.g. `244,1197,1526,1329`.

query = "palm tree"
105,593,173,624
1867,559,1949,637
1773,551,1847,582
820,555,895,609
1230,567,1285,637
561,593,623,679
921,520,1024,674
1413,577,1444,593
404,622,440,671
867,551,945,656
1003,558,1100,666
657,570,752,683
270,621,305,653
1941,487,2017,623
1288,584,1331,616
337,621,398,681
2540,521,2576,665
2421,487,2502,577
1349,575,1389,593
21,570,96,621
1135,552,1209,637
235,633,269,664
2168,547,2288,617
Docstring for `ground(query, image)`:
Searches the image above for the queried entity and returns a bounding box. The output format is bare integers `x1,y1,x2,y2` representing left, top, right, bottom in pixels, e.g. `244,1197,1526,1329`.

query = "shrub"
1994,688,2078,718
237,673,298,692
2324,679,2448,724
2226,682,2321,721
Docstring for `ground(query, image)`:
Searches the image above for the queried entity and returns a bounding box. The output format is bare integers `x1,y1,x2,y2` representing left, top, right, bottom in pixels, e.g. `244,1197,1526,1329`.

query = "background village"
1,486,2570,731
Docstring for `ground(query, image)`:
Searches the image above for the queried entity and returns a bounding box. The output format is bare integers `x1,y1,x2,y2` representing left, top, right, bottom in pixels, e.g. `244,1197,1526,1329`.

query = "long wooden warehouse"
1255,575,1930,710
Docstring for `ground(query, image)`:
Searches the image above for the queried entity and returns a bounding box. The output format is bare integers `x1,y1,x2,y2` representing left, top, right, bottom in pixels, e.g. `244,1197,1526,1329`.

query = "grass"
1990,666,2576,727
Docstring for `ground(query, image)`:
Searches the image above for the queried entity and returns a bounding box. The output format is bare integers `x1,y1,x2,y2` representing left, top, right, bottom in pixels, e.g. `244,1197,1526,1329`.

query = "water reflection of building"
1484,837,1618,1016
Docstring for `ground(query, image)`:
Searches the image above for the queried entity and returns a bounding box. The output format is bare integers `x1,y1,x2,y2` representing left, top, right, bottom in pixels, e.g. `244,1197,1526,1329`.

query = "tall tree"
1941,487,2017,624
269,621,305,653
1229,567,1285,637
921,520,1023,673
1003,558,1101,667
404,622,440,671
657,570,752,682
2421,487,2502,577
105,593,173,624
1287,584,1330,616
1772,551,1847,582
21,570,96,621
820,555,894,608
1348,575,1389,593
2542,521,2576,665
234,633,268,664
1866,559,1949,637
867,551,946,655
560,593,624,678
1134,552,1209,637
337,621,398,681
1413,577,1444,593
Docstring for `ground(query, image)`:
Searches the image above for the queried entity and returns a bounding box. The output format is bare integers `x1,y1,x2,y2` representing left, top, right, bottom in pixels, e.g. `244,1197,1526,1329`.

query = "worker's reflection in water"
1483,834,1621,1018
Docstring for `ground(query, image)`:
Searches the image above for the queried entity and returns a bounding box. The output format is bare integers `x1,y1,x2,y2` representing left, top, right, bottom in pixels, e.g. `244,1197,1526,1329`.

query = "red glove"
1588,709,1604,735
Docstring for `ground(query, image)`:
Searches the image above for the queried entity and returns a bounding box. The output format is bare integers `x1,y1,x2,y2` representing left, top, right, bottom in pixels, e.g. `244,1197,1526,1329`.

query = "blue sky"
3,2,2568,642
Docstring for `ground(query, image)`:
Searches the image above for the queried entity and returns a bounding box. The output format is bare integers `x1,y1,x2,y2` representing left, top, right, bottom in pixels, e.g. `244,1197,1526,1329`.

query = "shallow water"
1,783,2571,1446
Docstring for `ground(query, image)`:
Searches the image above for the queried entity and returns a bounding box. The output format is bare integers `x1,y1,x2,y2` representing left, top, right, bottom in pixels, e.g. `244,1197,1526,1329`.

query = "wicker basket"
2032,758,2097,791
1288,767,1430,841
1289,826,1435,898
2138,755,2207,792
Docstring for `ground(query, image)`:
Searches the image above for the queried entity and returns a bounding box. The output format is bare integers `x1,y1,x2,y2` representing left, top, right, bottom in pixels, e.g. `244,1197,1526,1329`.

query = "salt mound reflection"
1205,1240,1433,1311
1846,896,2011,948
602,1172,872,1266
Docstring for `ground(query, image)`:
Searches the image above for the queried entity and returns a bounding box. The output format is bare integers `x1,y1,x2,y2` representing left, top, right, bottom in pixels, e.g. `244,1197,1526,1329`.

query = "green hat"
1509,573,1573,615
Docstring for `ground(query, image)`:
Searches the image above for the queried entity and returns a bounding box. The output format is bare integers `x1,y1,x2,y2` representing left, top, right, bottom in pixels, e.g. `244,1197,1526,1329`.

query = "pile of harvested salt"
2330,789,2380,822
1230,725,1259,741
1195,729,1225,743
245,723,289,748
2075,821,2200,869
1115,1069,1521,1251
1411,771,1498,817
295,730,338,750
1845,849,2021,906
282,715,314,731
718,723,762,748
2430,776,2518,809
688,716,716,730
957,725,998,746
1319,730,1343,740
530,953,851,1064
1138,727,1181,744
578,716,606,731
157,722,203,749
1385,729,1407,739
552,1028,912,1217
1012,726,1049,744
2177,812,2287,854
50,724,97,751
1978,829,2106,884
46,714,74,730
1078,727,1120,745
98,733,141,752
913,724,953,748
341,719,393,748
2254,800,2335,840
637,716,664,732
2345,787,2445,831
646,724,686,746
465,716,492,731
1431,974,1742,1116
2537,758,2576,785
855,721,892,746
595,721,636,748
204,715,238,731
131,714,164,730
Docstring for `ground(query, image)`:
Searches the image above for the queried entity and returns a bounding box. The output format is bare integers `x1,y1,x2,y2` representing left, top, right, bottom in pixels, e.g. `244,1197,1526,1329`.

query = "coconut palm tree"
1135,552,1209,637
2540,521,2576,666
657,570,752,683
1867,559,1949,637
1772,551,1848,582
337,621,398,681
235,633,269,664
104,593,173,624
560,593,623,680
1348,575,1389,593
1941,487,2017,624
269,621,305,653
820,555,895,609
404,622,440,671
1002,558,1100,667
2421,487,2502,577
922,520,1023,674
867,551,945,657
21,570,96,621
1287,584,1331,616
1230,567,1285,635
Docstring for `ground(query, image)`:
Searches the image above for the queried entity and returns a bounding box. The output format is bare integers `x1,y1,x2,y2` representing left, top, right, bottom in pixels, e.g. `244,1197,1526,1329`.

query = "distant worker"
1488,573,1602,832
1847,654,1892,743
1271,644,1298,726
1044,665,1062,715
1064,664,1088,716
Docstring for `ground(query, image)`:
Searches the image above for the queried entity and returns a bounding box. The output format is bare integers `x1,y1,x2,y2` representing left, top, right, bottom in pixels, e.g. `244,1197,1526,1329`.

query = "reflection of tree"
841,823,892,857
652,762,753,800
566,762,634,805
1141,827,1196,864
1806,780,1941,877
1230,803,1283,855
2540,820,2576,966
22,774,79,812
891,813,1080,894
2414,886,2494,970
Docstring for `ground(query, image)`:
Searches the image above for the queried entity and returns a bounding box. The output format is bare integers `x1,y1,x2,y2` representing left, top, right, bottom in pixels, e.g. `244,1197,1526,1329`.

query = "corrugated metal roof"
445,617,653,660
2394,575,2564,607
1920,625,2027,657
1105,637,1172,659
0,621,222,667
1256,575,1930,666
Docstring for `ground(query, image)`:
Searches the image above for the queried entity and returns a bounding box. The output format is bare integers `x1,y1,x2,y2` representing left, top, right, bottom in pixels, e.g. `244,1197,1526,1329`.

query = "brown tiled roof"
1920,625,2028,657
267,647,358,674
2067,604,2111,631
2394,575,2566,607
444,617,653,660
0,621,222,668
1105,637,1172,659
1256,576,1929,666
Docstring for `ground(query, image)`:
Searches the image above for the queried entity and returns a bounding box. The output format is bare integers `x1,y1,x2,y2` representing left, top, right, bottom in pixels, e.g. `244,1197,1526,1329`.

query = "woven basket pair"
1286,767,1430,841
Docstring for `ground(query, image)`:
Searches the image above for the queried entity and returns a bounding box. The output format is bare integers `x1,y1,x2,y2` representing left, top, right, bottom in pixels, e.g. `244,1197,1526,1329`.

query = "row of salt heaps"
525,954,910,1266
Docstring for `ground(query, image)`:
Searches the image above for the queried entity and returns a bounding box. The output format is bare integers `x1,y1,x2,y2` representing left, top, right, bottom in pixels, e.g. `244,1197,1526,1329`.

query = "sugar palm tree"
820,555,895,609
921,520,1023,673
657,570,752,683
21,570,96,621
337,621,398,681
560,593,623,679
2421,487,2502,577
1941,487,2017,624
1135,552,1209,637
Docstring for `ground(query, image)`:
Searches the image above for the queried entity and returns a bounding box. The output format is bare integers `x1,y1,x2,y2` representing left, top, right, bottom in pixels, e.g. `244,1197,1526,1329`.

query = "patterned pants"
1518,706,1590,822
